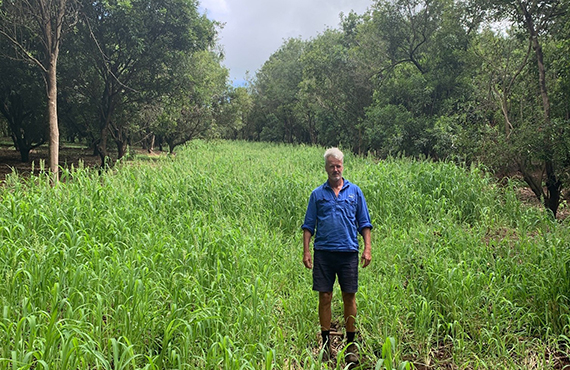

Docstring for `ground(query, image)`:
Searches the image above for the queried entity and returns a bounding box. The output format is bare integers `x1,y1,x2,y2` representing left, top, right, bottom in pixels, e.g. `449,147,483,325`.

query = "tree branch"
0,29,47,73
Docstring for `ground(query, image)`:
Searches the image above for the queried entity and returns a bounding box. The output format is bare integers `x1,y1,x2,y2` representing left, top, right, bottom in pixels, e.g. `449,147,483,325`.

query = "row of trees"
244,0,570,218
0,0,250,176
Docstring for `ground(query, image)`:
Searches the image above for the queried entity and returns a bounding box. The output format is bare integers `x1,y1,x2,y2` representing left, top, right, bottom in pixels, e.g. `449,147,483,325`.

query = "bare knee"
319,291,333,305
342,292,356,304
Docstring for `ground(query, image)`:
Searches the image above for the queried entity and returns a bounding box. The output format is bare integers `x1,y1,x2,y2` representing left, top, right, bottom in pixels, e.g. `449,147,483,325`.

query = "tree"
66,0,217,164
483,0,569,217
0,0,80,180
154,49,228,154
358,0,479,157
252,38,306,144
0,52,47,162
300,27,374,152
212,86,253,140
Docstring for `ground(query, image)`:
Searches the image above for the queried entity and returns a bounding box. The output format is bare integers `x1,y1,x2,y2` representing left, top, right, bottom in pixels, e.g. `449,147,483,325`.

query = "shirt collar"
323,178,350,191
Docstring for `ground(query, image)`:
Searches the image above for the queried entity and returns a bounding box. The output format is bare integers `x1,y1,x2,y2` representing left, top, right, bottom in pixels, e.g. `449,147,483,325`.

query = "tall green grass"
0,140,568,369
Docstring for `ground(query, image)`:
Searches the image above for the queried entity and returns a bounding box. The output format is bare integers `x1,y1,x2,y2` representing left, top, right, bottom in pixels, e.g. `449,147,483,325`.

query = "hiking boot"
344,342,359,364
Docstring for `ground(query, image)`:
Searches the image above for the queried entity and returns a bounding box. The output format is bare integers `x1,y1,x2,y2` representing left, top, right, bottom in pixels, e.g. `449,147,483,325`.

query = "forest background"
1,0,570,217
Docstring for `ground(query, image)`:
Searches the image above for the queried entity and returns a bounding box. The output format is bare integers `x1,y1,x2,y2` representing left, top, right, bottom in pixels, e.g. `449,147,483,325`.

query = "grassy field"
0,140,569,369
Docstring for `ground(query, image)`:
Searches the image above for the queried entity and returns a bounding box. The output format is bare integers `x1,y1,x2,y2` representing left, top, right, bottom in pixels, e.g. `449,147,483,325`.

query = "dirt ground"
0,144,105,180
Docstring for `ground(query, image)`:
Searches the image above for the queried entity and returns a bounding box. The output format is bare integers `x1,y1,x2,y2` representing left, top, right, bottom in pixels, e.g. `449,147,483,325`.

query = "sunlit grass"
0,140,568,369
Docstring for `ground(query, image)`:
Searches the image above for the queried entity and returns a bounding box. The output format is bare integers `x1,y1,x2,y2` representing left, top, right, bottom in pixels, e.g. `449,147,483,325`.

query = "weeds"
0,140,568,368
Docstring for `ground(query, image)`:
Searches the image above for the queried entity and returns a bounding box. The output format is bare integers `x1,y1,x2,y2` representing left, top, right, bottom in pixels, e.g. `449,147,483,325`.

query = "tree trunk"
148,134,155,153
19,146,31,163
518,159,544,201
98,125,110,166
545,160,561,217
529,33,560,217
166,139,177,154
116,139,127,159
97,79,118,166
47,57,60,181
518,1,561,217
13,134,32,162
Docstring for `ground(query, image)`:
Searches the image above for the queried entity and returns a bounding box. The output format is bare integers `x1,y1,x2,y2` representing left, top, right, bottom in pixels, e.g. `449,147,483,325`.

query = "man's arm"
303,229,313,269
360,227,371,268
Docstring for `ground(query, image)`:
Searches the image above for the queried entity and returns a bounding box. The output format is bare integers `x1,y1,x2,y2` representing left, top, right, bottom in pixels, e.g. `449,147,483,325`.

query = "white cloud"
203,0,373,83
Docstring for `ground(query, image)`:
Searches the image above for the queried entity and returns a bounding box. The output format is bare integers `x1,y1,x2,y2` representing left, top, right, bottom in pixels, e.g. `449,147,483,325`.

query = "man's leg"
342,291,356,333
319,291,333,330
342,292,359,364
319,291,333,360
338,252,358,334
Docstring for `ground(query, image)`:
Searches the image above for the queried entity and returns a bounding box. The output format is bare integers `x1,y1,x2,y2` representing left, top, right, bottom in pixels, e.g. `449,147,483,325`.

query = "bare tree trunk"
545,160,561,216
98,125,110,166
529,33,560,216
47,57,60,181
0,0,79,182
149,134,155,153
116,139,127,159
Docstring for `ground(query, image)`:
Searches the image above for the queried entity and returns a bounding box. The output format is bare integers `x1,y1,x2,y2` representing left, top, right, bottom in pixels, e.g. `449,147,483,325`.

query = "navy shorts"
313,250,359,293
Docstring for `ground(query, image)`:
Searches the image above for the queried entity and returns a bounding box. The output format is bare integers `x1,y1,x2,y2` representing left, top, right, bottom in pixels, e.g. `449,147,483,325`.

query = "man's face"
325,157,343,183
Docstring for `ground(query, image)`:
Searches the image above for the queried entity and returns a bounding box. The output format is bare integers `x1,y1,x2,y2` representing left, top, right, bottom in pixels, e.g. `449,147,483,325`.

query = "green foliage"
249,38,306,143
59,0,221,161
299,28,373,152
375,337,412,370
0,141,569,368
248,0,480,158
212,86,253,140
153,49,229,154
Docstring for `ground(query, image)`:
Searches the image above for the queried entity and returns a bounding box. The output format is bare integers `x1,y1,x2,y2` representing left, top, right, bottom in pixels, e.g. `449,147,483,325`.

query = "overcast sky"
199,0,373,85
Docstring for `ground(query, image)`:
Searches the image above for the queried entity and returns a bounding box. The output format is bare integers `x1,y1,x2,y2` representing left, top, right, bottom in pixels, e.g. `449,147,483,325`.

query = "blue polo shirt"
302,179,372,252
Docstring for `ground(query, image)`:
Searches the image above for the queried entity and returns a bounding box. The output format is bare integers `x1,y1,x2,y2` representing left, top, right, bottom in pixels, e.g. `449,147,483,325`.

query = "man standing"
302,147,372,364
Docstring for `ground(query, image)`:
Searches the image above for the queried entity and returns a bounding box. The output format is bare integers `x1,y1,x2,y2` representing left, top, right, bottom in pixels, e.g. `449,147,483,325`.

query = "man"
302,147,372,364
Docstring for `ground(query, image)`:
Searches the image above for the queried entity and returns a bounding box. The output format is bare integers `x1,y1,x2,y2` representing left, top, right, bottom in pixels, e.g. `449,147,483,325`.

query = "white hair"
324,147,344,163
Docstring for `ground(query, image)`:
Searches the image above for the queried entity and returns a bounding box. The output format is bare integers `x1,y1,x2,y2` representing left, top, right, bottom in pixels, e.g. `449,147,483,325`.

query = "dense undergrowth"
0,140,569,369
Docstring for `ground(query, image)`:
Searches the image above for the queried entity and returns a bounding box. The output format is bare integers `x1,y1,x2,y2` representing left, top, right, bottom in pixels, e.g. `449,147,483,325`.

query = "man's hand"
303,251,313,269
360,249,371,268
303,229,313,269
361,227,372,268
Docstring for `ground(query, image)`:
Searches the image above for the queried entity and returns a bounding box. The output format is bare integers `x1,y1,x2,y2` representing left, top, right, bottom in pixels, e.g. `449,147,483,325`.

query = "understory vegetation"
0,141,569,369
